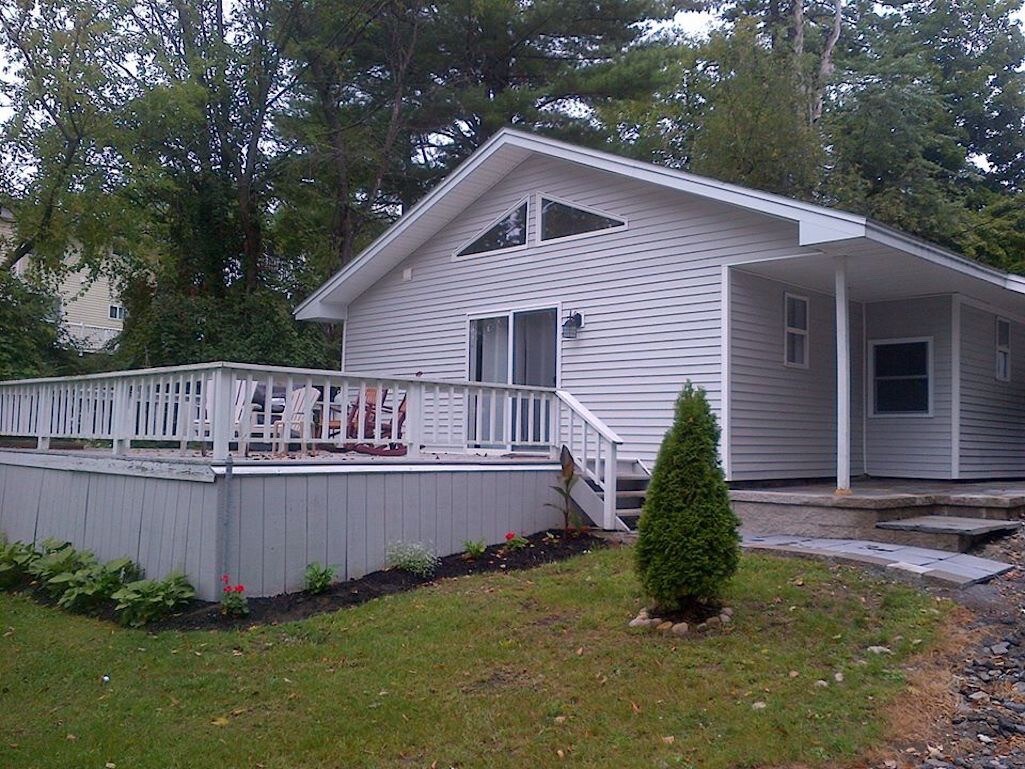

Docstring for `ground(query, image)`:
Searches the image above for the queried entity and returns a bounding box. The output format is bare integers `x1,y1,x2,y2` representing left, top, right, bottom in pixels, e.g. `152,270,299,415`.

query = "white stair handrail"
555,389,623,529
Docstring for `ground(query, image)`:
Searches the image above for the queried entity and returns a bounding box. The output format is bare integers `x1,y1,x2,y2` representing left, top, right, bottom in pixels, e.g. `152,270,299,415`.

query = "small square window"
996,318,1011,382
872,339,931,415
109,305,125,320
784,293,809,368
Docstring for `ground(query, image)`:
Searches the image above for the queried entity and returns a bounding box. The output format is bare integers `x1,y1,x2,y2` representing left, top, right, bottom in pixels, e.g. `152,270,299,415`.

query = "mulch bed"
149,529,605,632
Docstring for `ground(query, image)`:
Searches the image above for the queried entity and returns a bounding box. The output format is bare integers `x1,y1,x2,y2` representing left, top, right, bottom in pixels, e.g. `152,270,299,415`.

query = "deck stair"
874,515,1020,553
568,457,650,531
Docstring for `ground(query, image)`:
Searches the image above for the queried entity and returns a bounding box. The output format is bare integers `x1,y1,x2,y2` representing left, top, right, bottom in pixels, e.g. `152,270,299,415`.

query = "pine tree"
635,382,740,612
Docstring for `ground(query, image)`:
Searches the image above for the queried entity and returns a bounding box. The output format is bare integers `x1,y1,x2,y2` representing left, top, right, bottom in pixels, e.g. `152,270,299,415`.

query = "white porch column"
834,256,851,494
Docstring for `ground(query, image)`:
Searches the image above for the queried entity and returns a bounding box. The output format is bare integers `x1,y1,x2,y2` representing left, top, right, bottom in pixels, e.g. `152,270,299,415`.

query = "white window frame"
996,317,1011,382
108,304,125,321
869,336,934,418
452,197,531,261
783,292,809,369
535,192,628,246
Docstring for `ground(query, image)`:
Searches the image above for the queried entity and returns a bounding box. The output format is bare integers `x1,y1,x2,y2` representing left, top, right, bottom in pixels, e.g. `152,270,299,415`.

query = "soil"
149,529,604,632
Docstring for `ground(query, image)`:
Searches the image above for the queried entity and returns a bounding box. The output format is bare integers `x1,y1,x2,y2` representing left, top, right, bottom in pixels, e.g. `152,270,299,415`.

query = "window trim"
108,304,125,321
996,317,1011,382
783,292,809,369
452,197,531,261
869,336,934,418
535,192,628,246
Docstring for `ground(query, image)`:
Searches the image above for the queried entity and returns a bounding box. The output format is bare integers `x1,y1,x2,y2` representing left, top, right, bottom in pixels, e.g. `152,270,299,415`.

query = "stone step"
874,516,1020,553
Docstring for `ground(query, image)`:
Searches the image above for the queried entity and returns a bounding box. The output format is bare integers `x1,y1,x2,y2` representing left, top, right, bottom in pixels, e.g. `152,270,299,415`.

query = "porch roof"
734,232,1025,318
295,129,1025,322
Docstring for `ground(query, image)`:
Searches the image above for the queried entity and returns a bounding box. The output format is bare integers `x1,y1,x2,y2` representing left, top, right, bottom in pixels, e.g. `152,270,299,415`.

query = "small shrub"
462,540,487,560
49,557,141,612
0,537,39,589
503,531,529,551
386,542,440,578
28,541,97,594
304,562,336,594
544,446,583,531
112,573,196,627
635,382,740,612
220,574,249,616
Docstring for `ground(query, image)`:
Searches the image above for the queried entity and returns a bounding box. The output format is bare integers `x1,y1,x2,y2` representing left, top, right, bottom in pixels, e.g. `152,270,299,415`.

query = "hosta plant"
49,558,141,612
111,573,196,627
28,541,97,595
0,537,39,589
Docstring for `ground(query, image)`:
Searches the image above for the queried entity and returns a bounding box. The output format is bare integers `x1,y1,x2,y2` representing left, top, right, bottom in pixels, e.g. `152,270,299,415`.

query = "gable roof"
295,128,1025,321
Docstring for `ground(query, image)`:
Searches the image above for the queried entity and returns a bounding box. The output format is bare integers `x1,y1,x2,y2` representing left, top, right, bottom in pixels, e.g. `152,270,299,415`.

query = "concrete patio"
741,533,1015,588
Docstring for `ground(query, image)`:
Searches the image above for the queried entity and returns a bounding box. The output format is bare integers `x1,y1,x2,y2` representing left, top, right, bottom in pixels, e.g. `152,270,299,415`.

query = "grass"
0,547,950,769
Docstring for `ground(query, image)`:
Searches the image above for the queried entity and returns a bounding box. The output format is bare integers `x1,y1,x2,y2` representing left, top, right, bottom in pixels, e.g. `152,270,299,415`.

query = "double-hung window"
996,318,1011,382
783,293,809,368
871,339,931,415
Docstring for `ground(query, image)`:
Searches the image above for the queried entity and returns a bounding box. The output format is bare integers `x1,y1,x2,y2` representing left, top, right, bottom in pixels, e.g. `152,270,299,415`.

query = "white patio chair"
272,385,322,454
188,379,258,456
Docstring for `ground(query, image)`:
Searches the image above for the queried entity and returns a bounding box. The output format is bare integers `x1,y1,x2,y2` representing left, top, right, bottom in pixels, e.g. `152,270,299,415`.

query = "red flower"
236,585,245,593
221,573,230,584
505,531,515,541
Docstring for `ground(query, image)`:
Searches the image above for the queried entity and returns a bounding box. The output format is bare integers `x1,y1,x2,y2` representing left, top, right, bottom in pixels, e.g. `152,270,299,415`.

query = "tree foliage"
1,0,1024,377
635,383,740,611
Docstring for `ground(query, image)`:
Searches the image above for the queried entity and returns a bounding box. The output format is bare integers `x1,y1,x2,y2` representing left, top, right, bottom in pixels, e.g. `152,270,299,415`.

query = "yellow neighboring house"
1,209,123,352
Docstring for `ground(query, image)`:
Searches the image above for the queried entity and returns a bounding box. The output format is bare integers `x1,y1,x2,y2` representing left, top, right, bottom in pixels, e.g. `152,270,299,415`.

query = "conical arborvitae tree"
635,382,741,612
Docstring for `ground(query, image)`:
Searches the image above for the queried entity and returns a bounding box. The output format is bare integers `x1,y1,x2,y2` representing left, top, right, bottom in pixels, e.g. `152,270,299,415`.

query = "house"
297,128,1025,489
4,128,1025,599
2,209,124,352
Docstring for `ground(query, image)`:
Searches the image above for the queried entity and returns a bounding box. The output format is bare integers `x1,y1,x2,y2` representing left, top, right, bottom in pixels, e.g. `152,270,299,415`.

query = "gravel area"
887,531,1025,769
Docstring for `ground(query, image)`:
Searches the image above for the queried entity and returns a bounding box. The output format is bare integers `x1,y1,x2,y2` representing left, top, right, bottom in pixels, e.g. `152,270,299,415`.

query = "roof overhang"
295,128,1025,321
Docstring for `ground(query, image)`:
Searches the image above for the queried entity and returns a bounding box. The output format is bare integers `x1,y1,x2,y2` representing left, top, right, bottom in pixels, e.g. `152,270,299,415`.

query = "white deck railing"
0,362,623,526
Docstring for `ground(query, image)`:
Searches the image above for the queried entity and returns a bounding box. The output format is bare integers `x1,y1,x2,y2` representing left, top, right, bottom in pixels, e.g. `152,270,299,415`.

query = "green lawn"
0,547,948,769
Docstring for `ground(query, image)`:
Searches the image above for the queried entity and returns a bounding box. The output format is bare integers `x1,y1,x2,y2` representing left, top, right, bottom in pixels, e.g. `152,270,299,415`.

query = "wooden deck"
0,448,563,599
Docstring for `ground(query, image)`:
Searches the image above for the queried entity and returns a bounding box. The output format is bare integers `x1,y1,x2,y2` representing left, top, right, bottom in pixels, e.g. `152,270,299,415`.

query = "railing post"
211,365,233,461
36,384,51,450
406,382,422,457
111,380,130,455
603,440,618,531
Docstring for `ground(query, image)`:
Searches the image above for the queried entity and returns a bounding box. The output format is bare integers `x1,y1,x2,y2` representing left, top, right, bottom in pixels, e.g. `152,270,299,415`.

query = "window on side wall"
109,304,125,320
872,339,931,415
996,317,1011,382
783,293,809,368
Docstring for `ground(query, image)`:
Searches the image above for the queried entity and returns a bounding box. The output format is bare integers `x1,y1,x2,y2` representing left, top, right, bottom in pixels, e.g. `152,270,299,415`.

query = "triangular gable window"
457,200,528,257
540,197,625,242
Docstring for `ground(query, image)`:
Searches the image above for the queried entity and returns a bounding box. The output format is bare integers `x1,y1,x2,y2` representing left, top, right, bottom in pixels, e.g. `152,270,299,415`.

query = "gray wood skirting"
0,455,562,600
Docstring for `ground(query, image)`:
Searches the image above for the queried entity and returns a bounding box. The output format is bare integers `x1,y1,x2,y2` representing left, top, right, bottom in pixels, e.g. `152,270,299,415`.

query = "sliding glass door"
468,308,557,448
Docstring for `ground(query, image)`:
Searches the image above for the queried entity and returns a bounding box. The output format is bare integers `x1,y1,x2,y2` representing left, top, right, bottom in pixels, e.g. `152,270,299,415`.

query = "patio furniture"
191,379,258,456
352,393,408,456
272,385,322,454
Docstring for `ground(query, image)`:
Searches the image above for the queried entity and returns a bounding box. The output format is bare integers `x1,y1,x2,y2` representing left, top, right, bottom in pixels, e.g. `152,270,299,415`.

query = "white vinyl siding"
729,270,864,480
342,155,810,465
864,297,952,478
958,304,1025,478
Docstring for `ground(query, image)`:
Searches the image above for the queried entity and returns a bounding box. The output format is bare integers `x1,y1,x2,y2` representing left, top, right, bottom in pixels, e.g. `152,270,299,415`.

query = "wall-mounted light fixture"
562,311,583,339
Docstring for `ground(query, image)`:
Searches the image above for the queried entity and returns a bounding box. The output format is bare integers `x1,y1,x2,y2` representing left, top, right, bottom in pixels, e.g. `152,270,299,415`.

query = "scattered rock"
751,701,766,710
867,646,893,655
721,607,734,617
705,615,721,628
991,642,1010,656
788,670,800,679
671,622,689,637
656,621,673,633
719,613,732,625
834,672,844,683
814,679,829,688
628,617,648,628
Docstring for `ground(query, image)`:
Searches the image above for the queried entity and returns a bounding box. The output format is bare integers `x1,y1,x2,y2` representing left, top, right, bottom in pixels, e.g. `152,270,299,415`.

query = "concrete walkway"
742,533,1015,587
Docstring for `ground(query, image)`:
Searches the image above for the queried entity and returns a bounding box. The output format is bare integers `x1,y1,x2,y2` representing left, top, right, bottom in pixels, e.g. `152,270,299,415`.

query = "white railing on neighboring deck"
0,362,623,528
